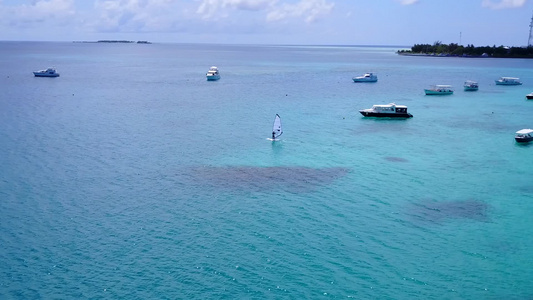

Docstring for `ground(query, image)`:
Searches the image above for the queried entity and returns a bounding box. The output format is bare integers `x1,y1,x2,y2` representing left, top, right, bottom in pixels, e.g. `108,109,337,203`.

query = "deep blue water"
1,42,533,299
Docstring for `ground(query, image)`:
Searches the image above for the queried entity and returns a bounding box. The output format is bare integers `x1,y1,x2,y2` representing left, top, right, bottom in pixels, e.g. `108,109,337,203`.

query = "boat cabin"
499,77,519,82
516,129,533,137
433,85,453,91
207,66,219,74
371,104,407,113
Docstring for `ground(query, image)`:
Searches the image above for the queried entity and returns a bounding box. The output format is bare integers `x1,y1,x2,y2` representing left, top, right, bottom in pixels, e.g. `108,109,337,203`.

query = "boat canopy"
373,103,399,107
371,103,408,109
500,77,519,80
434,85,452,88
516,129,533,135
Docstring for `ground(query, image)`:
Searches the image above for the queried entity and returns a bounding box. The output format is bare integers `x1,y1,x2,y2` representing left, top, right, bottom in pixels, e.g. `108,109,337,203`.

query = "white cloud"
395,0,419,5
92,0,183,32
196,0,333,23
266,0,335,23
196,0,227,20
196,0,276,20
223,0,276,11
0,0,75,25
481,0,526,9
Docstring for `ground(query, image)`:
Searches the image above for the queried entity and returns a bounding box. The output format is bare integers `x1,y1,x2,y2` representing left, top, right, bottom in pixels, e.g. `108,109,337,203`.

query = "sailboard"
270,114,283,140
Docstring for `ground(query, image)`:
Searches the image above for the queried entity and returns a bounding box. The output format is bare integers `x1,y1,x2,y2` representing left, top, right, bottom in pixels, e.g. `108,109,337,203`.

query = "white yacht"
33,68,59,77
495,77,522,85
352,72,377,83
424,85,453,95
359,103,413,118
206,66,220,81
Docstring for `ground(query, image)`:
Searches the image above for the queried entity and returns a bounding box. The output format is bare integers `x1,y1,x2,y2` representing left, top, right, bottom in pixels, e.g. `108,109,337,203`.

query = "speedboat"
353,72,377,83
495,77,522,85
463,80,479,91
359,103,413,118
33,68,59,77
425,85,453,95
515,129,533,143
526,92,533,100
206,66,220,81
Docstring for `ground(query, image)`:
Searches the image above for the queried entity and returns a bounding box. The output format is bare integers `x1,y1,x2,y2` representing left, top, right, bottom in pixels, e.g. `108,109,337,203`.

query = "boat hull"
353,78,377,83
515,136,533,143
33,72,59,77
526,94,533,100
206,75,220,81
359,111,413,118
495,81,521,85
425,89,453,95
464,87,478,91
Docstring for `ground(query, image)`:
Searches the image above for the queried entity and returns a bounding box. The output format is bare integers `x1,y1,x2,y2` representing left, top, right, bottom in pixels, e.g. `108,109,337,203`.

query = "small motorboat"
33,68,59,77
206,66,220,81
463,80,479,91
359,103,413,118
526,92,533,100
515,129,533,143
352,72,377,83
425,85,453,95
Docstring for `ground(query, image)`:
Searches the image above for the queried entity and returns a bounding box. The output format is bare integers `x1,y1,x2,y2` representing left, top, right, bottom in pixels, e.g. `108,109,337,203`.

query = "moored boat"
359,103,413,118
495,77,522,85
352,72,377,83
425,85,453,95
526,92,533,100
33,68,59,77
206,66,220,81
515,129,533,143
463,80,479,91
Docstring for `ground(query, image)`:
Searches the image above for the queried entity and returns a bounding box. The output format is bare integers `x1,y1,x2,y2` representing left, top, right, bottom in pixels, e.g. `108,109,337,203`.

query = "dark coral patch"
384,156,408,162
408,199,490,224
187,166,349,193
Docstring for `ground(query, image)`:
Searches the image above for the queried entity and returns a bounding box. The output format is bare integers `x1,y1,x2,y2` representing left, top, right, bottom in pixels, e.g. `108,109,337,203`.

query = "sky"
0,0,532,46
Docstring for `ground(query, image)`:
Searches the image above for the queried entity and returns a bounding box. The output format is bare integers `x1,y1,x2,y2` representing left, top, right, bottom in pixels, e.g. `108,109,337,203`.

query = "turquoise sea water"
1,42,533,299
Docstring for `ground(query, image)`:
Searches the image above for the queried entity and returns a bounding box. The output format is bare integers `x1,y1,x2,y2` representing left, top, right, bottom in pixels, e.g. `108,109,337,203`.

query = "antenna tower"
529,11,533,46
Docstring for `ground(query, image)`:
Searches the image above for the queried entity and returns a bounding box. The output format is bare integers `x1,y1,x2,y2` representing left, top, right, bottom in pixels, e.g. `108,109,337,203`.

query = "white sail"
272,114,283,139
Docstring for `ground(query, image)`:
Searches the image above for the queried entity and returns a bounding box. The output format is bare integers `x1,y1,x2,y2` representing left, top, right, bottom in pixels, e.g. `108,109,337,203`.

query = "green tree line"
398,41,533,58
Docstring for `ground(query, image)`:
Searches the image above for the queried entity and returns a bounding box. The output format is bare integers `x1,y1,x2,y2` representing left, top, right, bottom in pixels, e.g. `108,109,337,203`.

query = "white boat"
515,129,533,143
359,103,413,118
526,92,533,100
463,80,479,91
352,72,377,83
495,77,522,85
206,66,220,81
424,85,453,95
33,68,59,77
271,114,283,140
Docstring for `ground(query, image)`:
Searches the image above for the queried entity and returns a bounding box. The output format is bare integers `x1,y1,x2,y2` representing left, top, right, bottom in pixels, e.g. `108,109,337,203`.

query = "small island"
398,41,533,58
73,40,152,44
